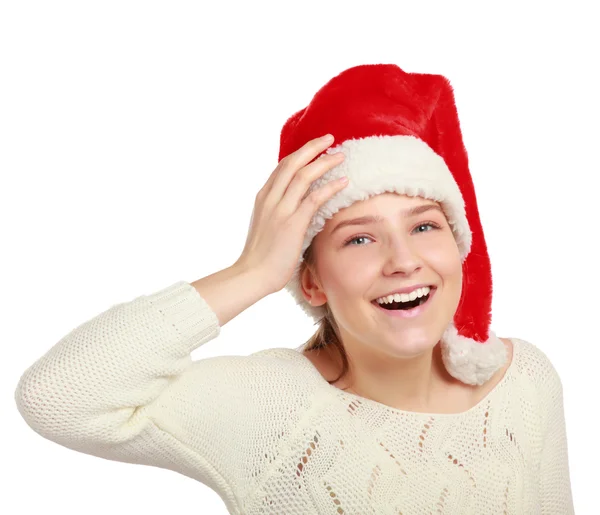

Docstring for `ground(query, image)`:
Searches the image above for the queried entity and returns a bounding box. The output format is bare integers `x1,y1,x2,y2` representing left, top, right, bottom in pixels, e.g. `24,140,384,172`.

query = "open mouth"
371,287,436,311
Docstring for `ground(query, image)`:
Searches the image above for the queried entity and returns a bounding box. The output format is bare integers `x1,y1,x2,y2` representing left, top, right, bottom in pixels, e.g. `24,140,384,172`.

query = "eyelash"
342,222,442,247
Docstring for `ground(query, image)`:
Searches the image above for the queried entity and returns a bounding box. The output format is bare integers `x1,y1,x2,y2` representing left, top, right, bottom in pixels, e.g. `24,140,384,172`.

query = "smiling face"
300,192,463,362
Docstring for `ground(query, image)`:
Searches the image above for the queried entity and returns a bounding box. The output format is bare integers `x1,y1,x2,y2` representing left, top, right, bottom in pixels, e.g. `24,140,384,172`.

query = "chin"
374,332,441,358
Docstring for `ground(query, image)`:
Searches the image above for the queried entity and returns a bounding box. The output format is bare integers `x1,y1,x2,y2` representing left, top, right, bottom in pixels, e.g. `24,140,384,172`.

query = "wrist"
230,260,274,297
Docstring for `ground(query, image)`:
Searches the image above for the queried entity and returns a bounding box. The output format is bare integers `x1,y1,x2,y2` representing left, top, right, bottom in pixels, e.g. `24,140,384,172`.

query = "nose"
381,240,423,277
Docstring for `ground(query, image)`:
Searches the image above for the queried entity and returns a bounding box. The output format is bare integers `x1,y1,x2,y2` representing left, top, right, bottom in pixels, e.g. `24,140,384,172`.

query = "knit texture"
14,281,574,514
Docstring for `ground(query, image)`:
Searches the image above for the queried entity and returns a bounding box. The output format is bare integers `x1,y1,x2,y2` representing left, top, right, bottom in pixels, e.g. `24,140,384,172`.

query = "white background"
2,0,597,513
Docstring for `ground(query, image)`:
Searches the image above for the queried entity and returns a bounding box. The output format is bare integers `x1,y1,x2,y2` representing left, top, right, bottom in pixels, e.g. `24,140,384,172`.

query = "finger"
296,175,349,225
264,134,335,206
278,152,345,217
258,137,329,200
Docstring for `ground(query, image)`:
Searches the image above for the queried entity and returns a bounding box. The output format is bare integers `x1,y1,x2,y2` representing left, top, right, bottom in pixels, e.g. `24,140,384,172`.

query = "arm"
539,367,575,514
191,260,274,327
13,265,273,504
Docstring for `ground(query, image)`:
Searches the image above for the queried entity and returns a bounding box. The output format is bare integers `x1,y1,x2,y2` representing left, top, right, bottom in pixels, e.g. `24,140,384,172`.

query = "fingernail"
322,134,334,143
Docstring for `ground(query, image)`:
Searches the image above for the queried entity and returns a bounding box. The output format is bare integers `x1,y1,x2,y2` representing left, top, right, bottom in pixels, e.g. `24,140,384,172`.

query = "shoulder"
250,347,328,382
191,349,325,417
250,347,339,398
300,345,350,387
507,338,569,436
509,336,562,386
301,346,335,377
506,336,565,421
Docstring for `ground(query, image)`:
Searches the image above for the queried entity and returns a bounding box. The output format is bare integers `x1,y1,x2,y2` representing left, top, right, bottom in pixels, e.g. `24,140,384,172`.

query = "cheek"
429,246,463,305
321,247,379,280
430,255,461,279
317,257,376,306
424,239,462,276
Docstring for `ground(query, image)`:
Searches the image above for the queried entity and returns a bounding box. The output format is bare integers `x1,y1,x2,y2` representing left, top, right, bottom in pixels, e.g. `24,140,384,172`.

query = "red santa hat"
277,63,507,386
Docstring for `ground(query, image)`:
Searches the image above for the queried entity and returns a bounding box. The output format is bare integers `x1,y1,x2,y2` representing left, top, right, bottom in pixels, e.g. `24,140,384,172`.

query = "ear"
300,262,328,306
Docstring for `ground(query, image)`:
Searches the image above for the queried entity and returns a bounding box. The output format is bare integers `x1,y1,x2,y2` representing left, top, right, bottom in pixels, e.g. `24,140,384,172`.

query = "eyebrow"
330,204,444,235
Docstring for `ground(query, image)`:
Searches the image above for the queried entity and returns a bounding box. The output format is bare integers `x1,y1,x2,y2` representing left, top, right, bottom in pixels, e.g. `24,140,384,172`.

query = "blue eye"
344,235,373,246
343,222,441,247
413,222,440,234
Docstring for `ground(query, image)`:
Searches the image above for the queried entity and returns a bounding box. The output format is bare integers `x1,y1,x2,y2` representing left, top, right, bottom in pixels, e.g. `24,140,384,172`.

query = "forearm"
191,262,272,327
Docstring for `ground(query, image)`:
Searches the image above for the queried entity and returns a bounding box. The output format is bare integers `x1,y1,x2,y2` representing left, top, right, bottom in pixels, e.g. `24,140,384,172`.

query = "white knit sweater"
14,280,574,514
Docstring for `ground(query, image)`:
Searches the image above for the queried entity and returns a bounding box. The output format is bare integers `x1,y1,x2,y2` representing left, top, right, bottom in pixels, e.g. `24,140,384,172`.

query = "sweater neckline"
291,337,519,418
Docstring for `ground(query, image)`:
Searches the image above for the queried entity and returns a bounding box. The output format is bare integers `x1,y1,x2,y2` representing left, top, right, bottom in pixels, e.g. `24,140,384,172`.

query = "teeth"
375,286,431,305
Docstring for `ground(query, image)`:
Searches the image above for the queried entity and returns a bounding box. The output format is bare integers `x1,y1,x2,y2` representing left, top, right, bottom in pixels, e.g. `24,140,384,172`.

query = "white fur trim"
301,134,471,258
285,134,471,322
440,324,508,386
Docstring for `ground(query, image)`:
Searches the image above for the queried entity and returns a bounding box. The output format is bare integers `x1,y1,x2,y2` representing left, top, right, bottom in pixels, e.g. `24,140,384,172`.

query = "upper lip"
372,284,436,301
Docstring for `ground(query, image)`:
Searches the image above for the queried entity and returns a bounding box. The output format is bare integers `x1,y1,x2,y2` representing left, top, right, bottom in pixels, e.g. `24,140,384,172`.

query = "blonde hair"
299,242,351,385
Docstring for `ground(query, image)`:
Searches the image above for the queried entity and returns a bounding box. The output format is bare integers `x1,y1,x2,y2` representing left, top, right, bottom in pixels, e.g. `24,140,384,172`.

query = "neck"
336,340,463,411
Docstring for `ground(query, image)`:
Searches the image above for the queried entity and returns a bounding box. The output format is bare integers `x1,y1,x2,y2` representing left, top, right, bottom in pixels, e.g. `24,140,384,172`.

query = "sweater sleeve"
539,361,575,514
13,280,258,509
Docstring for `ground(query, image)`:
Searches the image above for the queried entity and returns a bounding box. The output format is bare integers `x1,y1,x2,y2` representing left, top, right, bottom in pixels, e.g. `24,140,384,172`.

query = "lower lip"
372,288,436,318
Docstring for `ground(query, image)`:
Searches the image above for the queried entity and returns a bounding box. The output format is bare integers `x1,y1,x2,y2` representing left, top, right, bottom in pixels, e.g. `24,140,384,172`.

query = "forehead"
331,192,439,220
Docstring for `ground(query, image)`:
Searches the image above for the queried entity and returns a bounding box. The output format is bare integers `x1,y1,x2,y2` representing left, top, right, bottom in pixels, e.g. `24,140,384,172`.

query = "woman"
14,64,574,513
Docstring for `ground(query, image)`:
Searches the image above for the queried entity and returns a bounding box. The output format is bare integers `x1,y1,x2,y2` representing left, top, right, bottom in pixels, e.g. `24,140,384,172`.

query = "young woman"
15,64,574,514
